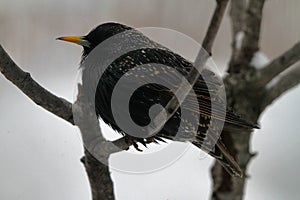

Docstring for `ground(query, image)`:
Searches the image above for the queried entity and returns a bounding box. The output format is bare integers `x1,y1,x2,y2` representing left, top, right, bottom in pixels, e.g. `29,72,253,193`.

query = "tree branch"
229,0,265,72
261,62,300,110
0,44,130,151
0,45,74,125
150,0,229,136
240,0,265,63
201,0,229,54
228,0,247,72
73,84,118,200
211,1,265,199
229,0,247,37
256,42,300,86
0,44,132,200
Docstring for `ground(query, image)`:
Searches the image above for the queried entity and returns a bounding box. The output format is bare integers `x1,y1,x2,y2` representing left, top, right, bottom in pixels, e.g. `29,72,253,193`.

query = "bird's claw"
125,136,144,151
125,136,163,151
132,142,143,152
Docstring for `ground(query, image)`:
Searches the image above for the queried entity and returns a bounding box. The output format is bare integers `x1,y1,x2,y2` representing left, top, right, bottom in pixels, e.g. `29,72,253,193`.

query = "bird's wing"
96,47,256,140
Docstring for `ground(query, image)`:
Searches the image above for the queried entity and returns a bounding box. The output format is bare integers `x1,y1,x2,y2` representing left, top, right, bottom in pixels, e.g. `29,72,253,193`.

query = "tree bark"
211,0,300,199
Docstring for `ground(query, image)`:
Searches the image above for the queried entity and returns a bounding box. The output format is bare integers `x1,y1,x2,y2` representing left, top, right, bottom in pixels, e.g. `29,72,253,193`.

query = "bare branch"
83,150,115,200
229,0,265,72
73,84,130,155
0,45,74,125
0,44,131,200
150,0,229,135
0,46,130,153
240,0,265,63
228,0,247,71
73,84,128,200
0,44,130,149
261,63,300,110
201,0,229,54
256,42,300,86
230,0,247,37
211,1,265,199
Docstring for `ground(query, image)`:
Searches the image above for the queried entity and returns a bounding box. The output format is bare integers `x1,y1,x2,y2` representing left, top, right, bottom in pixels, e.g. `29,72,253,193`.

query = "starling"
57,22,258,177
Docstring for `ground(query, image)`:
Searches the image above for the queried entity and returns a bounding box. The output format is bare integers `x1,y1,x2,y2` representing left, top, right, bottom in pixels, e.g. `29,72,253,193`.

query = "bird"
57,22,259,177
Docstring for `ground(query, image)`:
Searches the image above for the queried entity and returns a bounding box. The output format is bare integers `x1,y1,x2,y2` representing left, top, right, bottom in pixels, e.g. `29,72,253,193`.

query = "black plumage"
57,22,258,177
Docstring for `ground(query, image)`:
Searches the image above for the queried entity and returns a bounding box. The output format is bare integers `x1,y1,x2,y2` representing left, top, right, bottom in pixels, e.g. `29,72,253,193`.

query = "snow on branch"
235,31,245,50
250,51,270,69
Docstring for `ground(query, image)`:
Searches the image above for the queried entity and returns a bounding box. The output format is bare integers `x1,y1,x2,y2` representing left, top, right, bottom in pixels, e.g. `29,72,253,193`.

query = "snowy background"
0,0,299,199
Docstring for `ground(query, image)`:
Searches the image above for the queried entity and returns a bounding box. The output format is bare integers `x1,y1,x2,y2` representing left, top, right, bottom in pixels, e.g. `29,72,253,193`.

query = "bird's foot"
125,136,143,152
145,137,155,144
125,136,164,151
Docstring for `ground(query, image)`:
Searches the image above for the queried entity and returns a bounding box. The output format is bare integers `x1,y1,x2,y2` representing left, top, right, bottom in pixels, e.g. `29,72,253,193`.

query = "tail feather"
194,140,242,177
213,141,242,177
225,110,260,130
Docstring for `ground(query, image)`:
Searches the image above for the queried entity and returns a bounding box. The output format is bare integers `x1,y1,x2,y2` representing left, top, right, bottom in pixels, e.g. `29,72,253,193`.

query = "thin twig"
257,42,300,86
201,0,229,54
230,0,247,37
228,0,247,72
229,0,265,72
261,63,300,110
150,0,229,135
239,0,265,64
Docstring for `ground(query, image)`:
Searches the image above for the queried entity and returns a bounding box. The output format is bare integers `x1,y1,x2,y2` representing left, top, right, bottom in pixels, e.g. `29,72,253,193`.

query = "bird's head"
57,22,132,57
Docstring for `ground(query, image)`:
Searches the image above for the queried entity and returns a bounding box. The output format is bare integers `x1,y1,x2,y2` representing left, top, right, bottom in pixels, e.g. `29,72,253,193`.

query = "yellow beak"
56,36,90,47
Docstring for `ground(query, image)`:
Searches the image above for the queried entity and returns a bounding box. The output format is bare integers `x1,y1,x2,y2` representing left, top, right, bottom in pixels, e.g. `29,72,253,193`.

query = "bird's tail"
224,110,260,130
195,140,242,177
